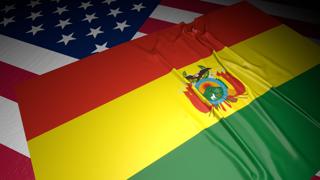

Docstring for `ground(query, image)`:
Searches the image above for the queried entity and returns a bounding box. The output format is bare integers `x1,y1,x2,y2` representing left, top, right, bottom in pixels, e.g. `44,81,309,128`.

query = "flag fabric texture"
16,2,320,179
1,0,320,179
1,1,320,177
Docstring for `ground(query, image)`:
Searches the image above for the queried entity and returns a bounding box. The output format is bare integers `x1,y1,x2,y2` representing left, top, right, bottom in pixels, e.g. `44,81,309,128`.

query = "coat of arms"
182,65,246,113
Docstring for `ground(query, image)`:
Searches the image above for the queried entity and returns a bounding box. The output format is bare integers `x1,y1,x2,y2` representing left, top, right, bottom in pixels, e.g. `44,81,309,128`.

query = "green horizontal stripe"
131,65,320,180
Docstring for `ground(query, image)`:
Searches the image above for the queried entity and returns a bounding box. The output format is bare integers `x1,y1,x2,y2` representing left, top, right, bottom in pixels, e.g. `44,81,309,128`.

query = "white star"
55,18,72,29
131,3,145,12
57,33,76,45
108,8,122,17
82,13,98,23
78,1,93,10
102,0,116,5
0,16,15,27
53,6,68,15
86,26,103,38
1,4,15,13
113,20,130,32
26,24,44,35
27,0,41,8
26,11,42,21
92,42,108,53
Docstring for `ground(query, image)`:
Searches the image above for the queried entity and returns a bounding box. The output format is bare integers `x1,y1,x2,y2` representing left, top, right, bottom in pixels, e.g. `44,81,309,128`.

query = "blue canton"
0,0,159,58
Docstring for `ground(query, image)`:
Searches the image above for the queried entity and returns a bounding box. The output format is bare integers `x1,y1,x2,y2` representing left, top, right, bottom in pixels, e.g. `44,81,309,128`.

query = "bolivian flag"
17,2,320,180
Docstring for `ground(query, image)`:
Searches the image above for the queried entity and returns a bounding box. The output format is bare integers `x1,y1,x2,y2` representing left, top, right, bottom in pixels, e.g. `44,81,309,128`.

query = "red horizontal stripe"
159,0,319,39
160,0,223,14
0,61,37,102
0,144,35,180
152,2,280,46
139,18,175,34
135,24,223,69
191,2,280,46
17,2,280,140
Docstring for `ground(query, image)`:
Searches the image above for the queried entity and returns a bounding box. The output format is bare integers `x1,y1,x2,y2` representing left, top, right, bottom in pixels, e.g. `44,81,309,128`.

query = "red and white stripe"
311,171,320,180
0,144,35,179
0,0,319,178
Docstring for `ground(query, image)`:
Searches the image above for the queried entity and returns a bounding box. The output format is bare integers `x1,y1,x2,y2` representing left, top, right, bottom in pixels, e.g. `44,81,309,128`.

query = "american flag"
0,0,319,179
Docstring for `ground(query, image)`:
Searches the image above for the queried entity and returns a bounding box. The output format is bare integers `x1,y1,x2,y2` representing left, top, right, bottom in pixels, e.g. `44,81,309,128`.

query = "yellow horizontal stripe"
28,25,320,180
227,24,319,90
28,71,217,180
